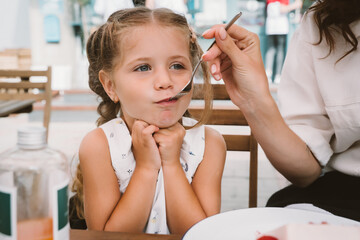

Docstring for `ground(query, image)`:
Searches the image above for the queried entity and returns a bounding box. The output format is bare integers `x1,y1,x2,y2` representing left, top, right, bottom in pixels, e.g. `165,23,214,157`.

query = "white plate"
182,207,360,240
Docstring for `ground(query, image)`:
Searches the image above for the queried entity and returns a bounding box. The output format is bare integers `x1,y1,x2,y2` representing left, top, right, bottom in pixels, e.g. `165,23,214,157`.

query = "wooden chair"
188,83,258,207
0,67,52,139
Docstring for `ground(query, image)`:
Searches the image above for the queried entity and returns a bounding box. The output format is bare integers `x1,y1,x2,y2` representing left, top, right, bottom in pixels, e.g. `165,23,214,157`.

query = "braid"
87,23,121,127
96,100,121,126
70,163,84,219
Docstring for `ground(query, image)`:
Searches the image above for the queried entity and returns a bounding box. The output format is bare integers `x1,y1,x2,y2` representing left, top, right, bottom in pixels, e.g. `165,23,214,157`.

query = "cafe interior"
0,0,359,239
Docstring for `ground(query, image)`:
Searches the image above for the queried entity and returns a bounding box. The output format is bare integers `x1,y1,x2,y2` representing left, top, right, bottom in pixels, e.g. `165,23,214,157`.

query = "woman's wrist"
241,90,278,121
240,91,289,142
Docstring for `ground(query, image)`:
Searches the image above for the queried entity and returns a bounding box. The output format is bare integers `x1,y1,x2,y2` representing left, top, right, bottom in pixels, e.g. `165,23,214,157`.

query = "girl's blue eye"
135,64,151,72
171,63,185,70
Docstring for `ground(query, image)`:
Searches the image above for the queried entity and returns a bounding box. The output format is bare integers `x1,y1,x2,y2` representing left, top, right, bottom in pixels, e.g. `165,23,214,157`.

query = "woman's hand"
202,25,271,111
202,24,322,187
153,122,186,166
131,120,161,171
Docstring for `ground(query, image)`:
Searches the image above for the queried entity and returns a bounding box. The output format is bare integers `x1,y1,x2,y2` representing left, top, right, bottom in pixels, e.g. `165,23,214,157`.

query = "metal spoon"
170,12,242,100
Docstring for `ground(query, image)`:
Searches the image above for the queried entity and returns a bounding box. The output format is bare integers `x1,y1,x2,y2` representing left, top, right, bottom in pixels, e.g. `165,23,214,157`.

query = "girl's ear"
99,70,119,103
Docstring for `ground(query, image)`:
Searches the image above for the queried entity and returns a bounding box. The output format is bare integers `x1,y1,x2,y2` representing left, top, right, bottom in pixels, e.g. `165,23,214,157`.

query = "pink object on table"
257,223,360,240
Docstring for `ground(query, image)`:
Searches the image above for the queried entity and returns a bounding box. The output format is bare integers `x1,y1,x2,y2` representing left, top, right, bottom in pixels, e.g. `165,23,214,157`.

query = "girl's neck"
120,114,134,134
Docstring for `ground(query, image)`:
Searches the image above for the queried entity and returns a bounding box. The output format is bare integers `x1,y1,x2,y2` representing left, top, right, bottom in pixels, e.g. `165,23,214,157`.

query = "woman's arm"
157,125,226,234
79,125,160,232
201,25,322,187
241,96,322,187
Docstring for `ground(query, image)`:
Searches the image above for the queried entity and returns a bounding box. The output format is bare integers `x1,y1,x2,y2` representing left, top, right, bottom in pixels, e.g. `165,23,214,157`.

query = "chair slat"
223,135,250,151
0,69,50,77
0,93,46,101
188,107,248,125
0,82,46,89
193,84,230,100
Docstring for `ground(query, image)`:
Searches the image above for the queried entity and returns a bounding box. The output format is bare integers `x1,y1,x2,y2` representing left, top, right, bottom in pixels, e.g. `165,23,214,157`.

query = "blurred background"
0,0,312,89
0,0,312,211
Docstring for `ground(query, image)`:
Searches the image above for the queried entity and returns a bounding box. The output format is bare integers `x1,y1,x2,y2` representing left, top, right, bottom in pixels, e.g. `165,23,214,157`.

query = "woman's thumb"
214,27,244,67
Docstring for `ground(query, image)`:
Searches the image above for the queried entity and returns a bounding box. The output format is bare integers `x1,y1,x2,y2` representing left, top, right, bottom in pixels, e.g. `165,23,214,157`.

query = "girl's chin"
128,112,183,128
145,115,180,128
145,112,182,128
155,119,179,128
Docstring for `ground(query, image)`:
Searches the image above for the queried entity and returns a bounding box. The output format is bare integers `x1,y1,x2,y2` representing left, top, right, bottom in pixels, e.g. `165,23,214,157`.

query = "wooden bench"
188,83,258,207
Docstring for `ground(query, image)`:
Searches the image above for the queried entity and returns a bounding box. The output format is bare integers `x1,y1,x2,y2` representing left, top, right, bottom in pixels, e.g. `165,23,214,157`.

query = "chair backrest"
188,83,258,207
0,48,31,70
0,67,52,139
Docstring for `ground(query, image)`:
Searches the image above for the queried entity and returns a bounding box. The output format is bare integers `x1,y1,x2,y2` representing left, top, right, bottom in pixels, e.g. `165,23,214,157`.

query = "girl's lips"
156,97,177,105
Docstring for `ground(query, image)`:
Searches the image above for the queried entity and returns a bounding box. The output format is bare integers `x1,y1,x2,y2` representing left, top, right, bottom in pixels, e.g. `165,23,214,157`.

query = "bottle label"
0,171,69,240
52,178,69,240
0,185,17,240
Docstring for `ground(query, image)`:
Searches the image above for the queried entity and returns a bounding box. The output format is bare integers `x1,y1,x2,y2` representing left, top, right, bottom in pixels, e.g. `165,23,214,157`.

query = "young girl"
71,7,226,235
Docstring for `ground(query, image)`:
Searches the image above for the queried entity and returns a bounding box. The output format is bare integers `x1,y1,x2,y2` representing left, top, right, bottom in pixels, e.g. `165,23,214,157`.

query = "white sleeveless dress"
100,117,205,234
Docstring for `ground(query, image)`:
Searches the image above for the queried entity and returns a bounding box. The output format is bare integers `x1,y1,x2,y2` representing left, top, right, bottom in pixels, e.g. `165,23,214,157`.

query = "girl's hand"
202,25,271,111
153,122,186,166
131,120,161,171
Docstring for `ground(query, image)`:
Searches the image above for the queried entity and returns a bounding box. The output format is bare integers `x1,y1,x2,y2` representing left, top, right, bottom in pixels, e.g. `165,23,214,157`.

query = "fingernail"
201,52,208,61
214,74,221,80
211,64,216,74
219,27,227,40
202,29,212,36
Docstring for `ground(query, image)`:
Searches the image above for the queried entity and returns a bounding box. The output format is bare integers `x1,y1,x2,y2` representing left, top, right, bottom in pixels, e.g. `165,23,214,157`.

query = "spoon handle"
206,12,242,51
171,12,242,100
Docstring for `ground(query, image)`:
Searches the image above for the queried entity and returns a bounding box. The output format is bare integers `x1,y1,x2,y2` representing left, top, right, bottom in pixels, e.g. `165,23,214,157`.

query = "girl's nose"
154,69,173,90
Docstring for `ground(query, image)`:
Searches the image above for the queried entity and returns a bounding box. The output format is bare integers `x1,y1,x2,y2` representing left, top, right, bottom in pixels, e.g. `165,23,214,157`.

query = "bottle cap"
17,126,47,149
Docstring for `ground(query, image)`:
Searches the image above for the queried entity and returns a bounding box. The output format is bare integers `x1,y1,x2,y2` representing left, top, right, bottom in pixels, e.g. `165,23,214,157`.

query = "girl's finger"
143,125,159,136
133,120,158,139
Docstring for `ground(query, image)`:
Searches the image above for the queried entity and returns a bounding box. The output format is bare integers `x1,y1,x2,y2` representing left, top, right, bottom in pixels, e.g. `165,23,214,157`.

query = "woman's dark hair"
308,0,360,62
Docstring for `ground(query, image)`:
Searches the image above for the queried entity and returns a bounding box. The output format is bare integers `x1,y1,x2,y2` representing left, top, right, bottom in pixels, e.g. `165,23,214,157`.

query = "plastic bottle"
0,127,69,240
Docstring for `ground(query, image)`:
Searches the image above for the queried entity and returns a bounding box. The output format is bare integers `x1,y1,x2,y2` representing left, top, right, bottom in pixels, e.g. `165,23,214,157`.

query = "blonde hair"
71,7,212,220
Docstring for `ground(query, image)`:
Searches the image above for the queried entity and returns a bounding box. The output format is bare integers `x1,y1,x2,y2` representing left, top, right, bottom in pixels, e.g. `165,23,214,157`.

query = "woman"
202,0,360,221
